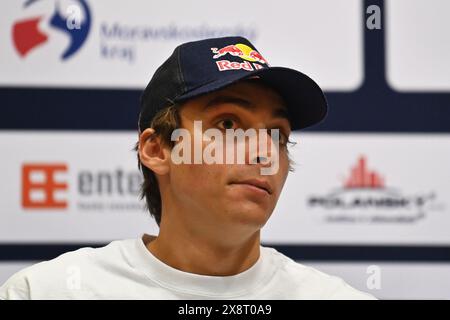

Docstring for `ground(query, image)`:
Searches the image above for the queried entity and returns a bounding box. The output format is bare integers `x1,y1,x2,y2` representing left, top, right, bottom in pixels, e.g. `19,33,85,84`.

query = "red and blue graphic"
12,0,91,60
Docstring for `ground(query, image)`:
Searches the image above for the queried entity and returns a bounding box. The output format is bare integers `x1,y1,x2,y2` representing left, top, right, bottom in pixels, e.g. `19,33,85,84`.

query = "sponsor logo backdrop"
1,0,449,298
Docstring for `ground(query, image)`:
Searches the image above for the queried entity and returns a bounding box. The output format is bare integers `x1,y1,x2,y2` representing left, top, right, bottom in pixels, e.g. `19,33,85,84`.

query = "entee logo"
21,162,143,212
22,163,68,209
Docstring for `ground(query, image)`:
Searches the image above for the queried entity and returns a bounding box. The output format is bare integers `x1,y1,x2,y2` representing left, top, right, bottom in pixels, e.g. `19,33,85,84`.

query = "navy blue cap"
139,36,328,132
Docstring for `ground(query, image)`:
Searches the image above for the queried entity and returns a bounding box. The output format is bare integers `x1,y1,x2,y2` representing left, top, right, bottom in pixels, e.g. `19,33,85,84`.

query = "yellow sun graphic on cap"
235,43,259,62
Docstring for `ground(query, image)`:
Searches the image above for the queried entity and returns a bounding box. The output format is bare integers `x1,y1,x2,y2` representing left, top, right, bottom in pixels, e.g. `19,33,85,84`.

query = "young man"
0,36,375,299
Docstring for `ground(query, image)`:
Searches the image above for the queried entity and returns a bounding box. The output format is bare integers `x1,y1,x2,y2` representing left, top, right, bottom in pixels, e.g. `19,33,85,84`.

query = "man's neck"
145,227,261,276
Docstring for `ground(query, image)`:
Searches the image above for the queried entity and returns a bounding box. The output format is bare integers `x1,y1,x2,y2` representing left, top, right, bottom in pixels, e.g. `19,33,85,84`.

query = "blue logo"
13,0,91,60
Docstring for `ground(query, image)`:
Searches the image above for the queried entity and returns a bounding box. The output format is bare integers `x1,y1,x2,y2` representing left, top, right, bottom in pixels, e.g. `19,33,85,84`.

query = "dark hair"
134,104,181,226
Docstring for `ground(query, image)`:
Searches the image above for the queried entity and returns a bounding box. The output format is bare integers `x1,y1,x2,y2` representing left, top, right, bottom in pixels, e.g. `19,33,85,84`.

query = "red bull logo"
211,43,268,72
211,45,244,59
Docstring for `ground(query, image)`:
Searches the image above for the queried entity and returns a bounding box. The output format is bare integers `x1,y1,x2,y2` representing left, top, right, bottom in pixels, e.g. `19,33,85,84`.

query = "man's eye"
217,119,237,130
268,129,289,147
276,133,290,148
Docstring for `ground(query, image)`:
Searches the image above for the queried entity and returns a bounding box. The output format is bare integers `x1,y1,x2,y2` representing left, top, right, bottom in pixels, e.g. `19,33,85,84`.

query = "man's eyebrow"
272,108,290,122
203,95,254,111
203,95,290,121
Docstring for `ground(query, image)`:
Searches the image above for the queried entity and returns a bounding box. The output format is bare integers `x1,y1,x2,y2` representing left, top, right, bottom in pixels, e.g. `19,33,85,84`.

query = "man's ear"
138,128,171,175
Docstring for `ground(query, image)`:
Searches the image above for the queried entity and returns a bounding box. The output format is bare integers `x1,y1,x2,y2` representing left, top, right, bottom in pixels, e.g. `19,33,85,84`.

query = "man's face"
164,79,292,234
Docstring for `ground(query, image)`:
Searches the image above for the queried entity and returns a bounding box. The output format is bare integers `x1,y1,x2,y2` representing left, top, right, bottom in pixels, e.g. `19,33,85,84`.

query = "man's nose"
247,130,275,166
255,156,267,164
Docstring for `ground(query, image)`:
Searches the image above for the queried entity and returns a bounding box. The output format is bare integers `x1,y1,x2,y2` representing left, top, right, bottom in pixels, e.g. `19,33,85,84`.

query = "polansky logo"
308,155,443,224
12,0,91,60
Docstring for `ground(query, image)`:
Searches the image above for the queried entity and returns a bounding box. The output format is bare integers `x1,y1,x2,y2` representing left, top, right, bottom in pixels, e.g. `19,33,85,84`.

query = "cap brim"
174,66,328,131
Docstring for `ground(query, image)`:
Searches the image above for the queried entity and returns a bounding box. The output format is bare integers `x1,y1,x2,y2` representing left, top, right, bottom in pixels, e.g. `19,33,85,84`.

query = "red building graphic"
344,156,384,189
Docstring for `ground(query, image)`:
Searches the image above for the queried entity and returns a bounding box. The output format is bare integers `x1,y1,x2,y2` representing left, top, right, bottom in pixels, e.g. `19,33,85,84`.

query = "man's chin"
224,203,273,228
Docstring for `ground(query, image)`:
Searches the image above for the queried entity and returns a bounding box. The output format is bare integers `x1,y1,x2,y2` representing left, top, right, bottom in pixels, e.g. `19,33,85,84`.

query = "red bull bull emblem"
210,43,269,72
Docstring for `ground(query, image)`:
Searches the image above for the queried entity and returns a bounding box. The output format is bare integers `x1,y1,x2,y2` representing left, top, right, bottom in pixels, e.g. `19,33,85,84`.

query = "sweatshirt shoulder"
263,247,377,300
0,238,135,300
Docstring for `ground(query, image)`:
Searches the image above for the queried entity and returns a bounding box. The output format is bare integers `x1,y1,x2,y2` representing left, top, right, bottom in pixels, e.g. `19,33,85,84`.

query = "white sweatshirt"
0,235,375,300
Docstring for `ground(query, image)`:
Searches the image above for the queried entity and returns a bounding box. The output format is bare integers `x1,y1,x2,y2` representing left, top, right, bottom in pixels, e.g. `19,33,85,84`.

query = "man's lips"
229,179,272,195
